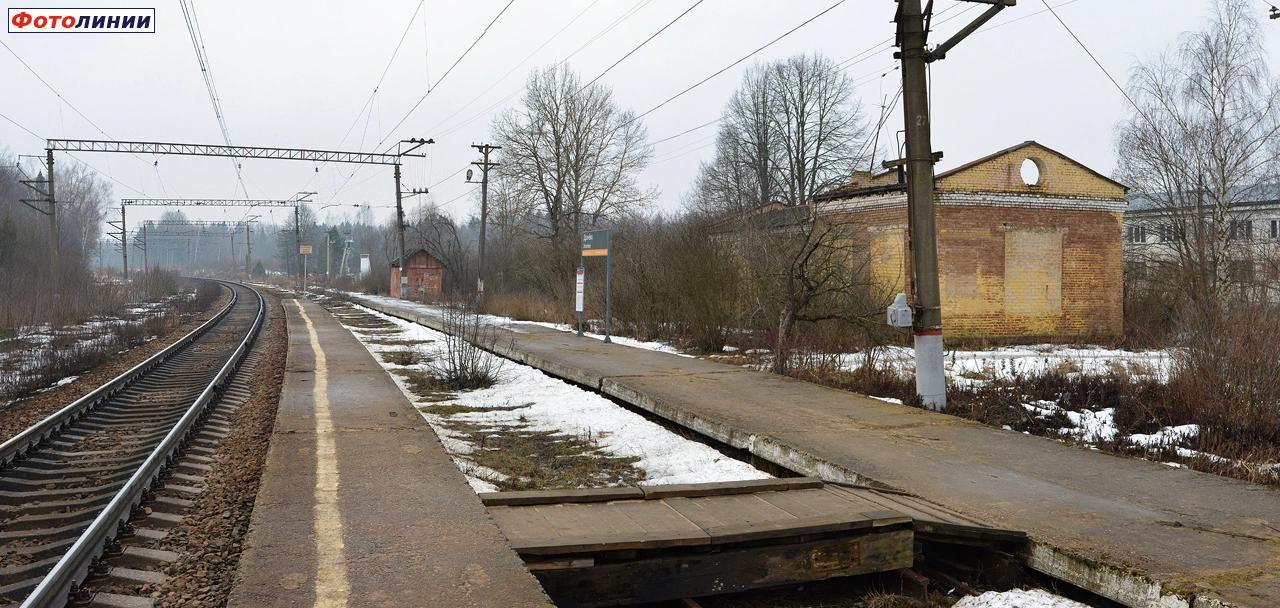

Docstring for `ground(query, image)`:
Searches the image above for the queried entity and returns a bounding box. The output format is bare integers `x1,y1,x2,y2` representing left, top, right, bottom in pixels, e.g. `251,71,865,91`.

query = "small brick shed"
389,249,445,301
815,141,1127,340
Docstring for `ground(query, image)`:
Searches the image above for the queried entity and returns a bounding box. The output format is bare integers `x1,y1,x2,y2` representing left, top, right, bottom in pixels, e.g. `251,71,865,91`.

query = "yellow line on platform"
295,301,351,607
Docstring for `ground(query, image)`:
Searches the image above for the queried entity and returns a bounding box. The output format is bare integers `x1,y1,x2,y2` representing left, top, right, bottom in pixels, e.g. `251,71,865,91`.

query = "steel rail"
15,282,266,608
0,282,238,468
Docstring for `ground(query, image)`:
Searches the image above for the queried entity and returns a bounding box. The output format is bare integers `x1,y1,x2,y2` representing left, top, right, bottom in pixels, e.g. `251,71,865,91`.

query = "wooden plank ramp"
480,478,1025,607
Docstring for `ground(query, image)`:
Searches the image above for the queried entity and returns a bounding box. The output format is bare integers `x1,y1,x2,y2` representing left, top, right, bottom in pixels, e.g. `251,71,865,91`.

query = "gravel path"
133,291,287,607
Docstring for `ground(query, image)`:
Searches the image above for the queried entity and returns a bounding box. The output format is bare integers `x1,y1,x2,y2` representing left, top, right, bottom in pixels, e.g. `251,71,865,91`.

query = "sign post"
580,229,612,343
575,266,585,336
299,244,312,294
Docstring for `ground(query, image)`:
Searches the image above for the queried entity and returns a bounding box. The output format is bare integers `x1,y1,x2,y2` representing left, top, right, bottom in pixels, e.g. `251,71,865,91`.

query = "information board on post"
575,266,585,336
579,229,613,343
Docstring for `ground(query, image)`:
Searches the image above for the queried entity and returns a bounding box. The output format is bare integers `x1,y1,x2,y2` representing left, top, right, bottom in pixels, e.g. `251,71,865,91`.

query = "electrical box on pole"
893,0,1013,410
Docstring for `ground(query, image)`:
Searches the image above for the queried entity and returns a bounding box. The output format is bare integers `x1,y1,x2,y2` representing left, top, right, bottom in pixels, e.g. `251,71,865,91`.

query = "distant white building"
1122,185,1280,290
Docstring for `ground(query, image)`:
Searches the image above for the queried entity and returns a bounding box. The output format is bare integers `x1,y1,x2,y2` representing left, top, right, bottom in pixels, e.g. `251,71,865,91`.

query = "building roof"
389,248,436,268
815,140,1127,201
1126,183,1280,213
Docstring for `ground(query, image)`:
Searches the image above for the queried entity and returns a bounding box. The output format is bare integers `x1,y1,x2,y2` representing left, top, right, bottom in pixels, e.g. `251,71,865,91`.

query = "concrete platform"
228,298,551,608
358,296,1280,608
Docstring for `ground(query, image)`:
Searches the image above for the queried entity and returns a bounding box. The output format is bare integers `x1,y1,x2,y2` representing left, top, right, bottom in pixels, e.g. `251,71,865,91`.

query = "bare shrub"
429,305,506,390
1163,302,1280,453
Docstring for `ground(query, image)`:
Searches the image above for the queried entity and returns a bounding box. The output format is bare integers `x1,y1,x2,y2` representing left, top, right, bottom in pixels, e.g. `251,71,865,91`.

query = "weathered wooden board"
534,529,914,608
826,485,1026,544
480,486,644,507
487,480,1022,558
490,500,710,555
638,477,824,500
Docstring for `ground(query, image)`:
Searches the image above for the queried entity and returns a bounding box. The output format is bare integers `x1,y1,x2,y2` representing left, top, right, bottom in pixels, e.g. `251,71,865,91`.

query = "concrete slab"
360,296,1280,608
229,298,552,608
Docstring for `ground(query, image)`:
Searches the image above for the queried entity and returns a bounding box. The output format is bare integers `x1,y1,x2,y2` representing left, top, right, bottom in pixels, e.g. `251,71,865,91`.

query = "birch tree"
1116,0,1280,321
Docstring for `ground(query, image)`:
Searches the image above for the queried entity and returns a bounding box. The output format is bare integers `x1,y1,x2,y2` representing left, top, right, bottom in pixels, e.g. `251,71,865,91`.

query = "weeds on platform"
440,417,643,491
392,369,453,403
380,349,425,366
428,305,505,391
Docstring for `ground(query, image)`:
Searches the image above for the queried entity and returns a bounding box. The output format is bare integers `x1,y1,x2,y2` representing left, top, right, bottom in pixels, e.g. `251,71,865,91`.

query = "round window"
1020,158,1042,187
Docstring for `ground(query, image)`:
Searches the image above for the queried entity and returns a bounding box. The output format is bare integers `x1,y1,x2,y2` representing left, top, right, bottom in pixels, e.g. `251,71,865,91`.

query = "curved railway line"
0,281,265,608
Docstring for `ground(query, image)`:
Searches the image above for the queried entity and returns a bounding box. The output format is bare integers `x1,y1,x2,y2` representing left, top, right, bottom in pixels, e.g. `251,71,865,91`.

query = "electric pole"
106,205,128,283
140,224,149,275
894,0,1012,410
245,223,252,277
46,149,59,303
295,204,302,291
467,143,501,301
394,162,407,298
394,138,433,299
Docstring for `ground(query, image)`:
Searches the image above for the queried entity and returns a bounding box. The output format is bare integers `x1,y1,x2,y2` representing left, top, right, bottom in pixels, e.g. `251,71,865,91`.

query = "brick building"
389,249,445,301
814,141,1127,340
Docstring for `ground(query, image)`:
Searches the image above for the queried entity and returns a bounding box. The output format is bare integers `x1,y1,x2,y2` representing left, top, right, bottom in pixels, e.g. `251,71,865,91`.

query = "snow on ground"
0,295,179,399
352,293,691,356
953,589,1091,608
336,302,770,491
838,345,1174,387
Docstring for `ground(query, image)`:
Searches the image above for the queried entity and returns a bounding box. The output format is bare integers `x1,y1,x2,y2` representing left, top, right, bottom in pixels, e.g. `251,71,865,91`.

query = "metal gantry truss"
48,139,422,165
121,198,302,208
36,137,428,297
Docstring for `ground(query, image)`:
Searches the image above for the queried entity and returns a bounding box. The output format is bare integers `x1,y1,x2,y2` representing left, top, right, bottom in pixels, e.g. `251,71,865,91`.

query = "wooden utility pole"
394,162,407,299
393,138,432,299
894,0,1012,409
467,143,501,300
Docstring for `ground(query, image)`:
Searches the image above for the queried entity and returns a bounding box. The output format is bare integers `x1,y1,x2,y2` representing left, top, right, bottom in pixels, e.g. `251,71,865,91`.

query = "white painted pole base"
914,330,946,410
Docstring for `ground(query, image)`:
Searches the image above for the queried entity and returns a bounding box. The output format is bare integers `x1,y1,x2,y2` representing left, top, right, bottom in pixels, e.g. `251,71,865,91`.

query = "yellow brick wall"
936,142,1126,200
835,206,1123,340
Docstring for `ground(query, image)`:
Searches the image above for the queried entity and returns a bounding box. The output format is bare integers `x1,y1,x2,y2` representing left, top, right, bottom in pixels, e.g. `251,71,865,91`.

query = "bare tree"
693,53,867,216
491,65,653,272
1116,0,1280,322
691,53,874,371
731,209,880,374
407,202,475,299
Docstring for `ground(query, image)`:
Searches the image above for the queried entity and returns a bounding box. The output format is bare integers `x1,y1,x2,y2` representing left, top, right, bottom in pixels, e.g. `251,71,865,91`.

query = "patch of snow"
1128,424,1199,448
341,303,771,488
53,375,78,387
870,396,903,404
953,589,1091,608
837,344,1174,386
353,293,692,357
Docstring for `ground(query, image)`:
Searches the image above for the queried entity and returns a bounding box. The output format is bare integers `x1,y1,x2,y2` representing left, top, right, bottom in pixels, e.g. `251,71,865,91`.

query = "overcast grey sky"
3,0,1279,228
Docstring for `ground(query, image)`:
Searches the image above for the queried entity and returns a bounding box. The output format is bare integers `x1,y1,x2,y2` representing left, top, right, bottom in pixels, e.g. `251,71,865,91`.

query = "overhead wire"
319,0,430,199
430,0,653,140
377,0,518,149
626,0,848,126
578,0,705,93
178,0,248,197
423,0,603,136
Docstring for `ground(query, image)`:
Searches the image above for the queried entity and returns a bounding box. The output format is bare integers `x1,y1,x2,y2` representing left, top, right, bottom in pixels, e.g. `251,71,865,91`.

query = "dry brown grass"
483,291,572,324
380,349,425,366
443,418,644,491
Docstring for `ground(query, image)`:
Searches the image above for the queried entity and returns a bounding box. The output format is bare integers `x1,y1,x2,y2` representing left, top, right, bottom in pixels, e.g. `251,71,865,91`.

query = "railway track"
0,281,265,608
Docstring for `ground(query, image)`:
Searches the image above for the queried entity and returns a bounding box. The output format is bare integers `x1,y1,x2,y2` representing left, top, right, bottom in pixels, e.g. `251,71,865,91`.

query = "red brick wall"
390,251,445,301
